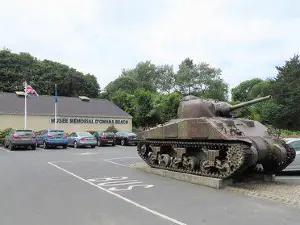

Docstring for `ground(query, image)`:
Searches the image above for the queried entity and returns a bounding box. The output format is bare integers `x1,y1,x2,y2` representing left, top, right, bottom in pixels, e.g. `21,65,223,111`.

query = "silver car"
67,132,97,148
4,129,36,150
282,138,300,171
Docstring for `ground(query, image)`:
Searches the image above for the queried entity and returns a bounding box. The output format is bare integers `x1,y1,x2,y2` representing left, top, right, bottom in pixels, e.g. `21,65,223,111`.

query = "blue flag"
55,84,58,103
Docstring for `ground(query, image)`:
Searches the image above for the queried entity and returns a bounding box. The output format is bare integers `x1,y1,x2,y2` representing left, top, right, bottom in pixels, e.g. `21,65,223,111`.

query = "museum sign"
50,117,129,124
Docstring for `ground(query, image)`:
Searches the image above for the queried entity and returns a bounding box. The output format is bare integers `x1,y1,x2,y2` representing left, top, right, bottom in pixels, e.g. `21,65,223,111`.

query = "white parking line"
104,157,140,167
104,160,129,167
48,161,187,225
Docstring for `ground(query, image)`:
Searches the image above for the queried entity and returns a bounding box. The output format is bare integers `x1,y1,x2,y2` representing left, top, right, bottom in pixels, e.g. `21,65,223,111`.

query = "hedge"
280,129,300,137
0,128,13,145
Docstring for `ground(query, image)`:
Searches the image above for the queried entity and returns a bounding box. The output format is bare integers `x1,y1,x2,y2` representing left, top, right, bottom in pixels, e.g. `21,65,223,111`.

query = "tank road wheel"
171,157,182,169
183,156,199,171
148,152,158,165
158,154,171,167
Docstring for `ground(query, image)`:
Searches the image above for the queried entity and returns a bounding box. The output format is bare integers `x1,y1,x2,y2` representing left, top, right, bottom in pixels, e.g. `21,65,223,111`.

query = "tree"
111,90,137,127
152,92,182,124
230,78,273,120
105,76,138,99
270,54,300,130
155,65,176,93
231,78,264,102
0,49,100,98
202,79,229,101
134,89,160,128
122,61,159,92
248,79,272,99
174,58,228,100
175,58,198,95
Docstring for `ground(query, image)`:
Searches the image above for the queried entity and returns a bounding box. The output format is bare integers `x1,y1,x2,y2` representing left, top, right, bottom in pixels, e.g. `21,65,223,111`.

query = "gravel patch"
225,180,300,208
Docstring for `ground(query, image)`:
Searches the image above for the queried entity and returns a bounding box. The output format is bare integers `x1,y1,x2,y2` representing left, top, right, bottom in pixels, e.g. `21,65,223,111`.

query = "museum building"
0,92,133,133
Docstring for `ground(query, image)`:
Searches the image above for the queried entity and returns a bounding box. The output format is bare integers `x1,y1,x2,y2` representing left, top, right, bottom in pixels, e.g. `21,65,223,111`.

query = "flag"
25,84,39,96
55,84,58,103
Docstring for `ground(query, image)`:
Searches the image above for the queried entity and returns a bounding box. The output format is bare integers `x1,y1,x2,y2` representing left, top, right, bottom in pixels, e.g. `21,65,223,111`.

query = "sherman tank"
137,95,296,179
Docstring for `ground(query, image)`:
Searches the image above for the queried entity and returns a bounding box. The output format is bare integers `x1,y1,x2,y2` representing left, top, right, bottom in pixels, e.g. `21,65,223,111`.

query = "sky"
0,0,299,92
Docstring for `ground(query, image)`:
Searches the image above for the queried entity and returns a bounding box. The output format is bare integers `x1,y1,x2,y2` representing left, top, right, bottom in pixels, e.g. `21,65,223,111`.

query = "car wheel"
121,139,126,146
91,145,95,148
4,141,8,148
74,141,78,148
63,145,67,149
31,145,36,150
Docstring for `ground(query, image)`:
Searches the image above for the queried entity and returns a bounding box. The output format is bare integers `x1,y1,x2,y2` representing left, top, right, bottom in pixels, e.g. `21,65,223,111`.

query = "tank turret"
178,95,271,118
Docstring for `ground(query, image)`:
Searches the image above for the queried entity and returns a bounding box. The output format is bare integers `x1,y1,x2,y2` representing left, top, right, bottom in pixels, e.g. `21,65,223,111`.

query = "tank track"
137,140,254,179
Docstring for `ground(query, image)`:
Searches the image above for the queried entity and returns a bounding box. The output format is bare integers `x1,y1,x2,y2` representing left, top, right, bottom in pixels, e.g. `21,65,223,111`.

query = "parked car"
67,131,97,148
35,129,68,149
93,131,116,146
282,138,300,171
4,129,36,150
115,131,138,146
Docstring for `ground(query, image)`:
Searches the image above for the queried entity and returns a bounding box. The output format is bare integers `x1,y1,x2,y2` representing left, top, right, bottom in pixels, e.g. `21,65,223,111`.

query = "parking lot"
1,145,300,225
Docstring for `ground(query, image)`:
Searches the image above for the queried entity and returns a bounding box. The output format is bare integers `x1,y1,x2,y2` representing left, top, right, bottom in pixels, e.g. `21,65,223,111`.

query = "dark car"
115,131,138,146
4,129,36,150
93,131,116,146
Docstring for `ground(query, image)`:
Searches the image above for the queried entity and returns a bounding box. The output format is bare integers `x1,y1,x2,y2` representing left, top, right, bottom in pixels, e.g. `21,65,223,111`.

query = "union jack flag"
25,84,39,96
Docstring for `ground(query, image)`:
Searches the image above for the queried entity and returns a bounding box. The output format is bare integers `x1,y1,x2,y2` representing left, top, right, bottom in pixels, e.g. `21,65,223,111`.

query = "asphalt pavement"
0,145,300,225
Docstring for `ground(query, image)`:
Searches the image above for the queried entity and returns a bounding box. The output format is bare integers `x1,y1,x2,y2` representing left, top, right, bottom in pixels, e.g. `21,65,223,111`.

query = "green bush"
0,128,13,138
105,125,118,133
280,129,300,137
0,128,13,145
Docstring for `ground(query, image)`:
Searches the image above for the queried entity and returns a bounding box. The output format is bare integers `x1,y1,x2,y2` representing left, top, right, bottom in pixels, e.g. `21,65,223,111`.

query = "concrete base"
130,163,233,189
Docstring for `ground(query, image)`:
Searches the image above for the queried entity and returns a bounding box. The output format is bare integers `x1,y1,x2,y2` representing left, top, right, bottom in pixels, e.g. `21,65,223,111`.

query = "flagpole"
24,81,27,129
55,84,57,129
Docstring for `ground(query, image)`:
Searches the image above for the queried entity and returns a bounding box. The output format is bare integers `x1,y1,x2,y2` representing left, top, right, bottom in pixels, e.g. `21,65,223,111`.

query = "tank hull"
137,117,296,179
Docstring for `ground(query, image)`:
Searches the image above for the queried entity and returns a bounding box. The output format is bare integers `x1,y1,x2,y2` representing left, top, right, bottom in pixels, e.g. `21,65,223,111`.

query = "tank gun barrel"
230,95,271,111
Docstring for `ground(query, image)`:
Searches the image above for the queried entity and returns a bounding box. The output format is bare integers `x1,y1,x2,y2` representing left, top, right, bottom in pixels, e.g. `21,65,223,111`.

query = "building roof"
0,92,132,118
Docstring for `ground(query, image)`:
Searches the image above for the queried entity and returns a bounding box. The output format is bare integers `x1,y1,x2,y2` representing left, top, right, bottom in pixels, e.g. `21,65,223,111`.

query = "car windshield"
104,132,115,135
78,132,93,136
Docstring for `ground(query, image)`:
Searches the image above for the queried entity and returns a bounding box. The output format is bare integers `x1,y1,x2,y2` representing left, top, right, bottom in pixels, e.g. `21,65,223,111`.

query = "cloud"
136,0,300,86
0,0,299,90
